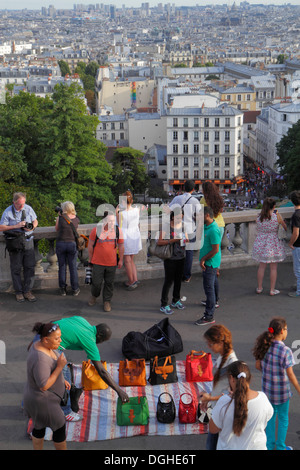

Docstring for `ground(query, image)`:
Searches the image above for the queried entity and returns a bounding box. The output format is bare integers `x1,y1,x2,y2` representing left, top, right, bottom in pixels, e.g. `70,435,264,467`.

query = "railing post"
46,239,58,272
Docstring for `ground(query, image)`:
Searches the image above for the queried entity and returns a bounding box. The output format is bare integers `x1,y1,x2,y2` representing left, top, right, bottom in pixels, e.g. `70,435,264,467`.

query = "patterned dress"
252,211,286,263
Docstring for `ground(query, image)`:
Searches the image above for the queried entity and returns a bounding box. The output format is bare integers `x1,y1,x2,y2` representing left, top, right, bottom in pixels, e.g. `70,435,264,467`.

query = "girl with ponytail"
253,317,300,450
209,361,273,450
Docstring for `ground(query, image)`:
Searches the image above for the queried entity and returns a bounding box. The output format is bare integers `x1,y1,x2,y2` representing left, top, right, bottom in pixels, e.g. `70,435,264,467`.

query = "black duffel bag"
122,318,183,360
3,230,26,252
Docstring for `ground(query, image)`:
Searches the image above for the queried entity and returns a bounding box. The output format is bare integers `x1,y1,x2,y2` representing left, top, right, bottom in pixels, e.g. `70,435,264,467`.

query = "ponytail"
227,361,251,436
252,317,287,361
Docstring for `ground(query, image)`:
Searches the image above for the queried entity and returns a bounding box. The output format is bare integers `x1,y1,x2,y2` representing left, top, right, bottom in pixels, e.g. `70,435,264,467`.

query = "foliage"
58,60,71,77
276,119,300,192
111,147,150,199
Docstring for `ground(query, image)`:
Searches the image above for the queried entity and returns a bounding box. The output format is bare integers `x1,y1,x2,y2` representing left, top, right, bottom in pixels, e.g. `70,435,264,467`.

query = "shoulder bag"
119,358,147,387
156,392,176,424
185,350,213,382
60,214,87,251
149,240,172,260
117,396,149,426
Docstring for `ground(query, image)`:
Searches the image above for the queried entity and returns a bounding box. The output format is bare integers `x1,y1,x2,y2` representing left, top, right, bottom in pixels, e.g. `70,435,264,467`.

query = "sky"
1,0,299,10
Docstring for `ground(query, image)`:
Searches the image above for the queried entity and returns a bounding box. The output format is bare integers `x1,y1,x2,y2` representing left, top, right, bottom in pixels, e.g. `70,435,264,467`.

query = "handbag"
156,392,176,424
185,350,213,382
122,318,183,360
81,359,108,391
3,230,26,252
68,363,83,413
116,396,149,426
150,241,172,260
178,393,197,424
148,355,178,385
119,358,147,387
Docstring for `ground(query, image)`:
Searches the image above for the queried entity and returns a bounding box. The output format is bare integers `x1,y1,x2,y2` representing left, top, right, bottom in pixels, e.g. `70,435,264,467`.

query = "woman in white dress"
117,191,142,290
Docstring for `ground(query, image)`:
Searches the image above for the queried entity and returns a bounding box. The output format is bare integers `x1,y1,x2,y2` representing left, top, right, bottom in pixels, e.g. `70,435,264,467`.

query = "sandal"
270,289,280,296
256,288,263,294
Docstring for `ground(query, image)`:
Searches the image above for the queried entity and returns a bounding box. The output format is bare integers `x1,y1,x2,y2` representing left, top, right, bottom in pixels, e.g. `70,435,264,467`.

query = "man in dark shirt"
288,190,300,298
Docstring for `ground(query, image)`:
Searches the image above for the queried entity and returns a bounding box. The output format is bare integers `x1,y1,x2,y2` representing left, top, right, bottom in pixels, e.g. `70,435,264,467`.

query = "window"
214,157,219,166
215,131,219,141
183,170,189,179
173,118,178,127
173,170,178,178
204,170,209,179
214,170,220,179
183,144,189,154
204,131,209,141
183,131,188,141
204,118,209,128
204,157,209,167
194,170,199,179
225,117,230,127
247,94,251,101
193,157,199,166
194,118,199,127
194,131,199,141
120,132,124,139
225,131,230,141
194,144,199,154
224,170,230,179
204,144,209,154
214,145,219,154
283,114,287,122
183,118,188,128
111,133,115,140
183,157,188,166
215,118,220,127
237,94,241,101
226,95,231,101
120,122,124,129
173,157,178,166
103,133,106,140
111,123,115,130
103,123,107,130
173,144,178,154
173,131,178,140
225,156,230,166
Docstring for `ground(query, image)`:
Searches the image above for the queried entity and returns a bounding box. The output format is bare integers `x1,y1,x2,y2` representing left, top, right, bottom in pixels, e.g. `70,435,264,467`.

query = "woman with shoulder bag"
55,201,80,296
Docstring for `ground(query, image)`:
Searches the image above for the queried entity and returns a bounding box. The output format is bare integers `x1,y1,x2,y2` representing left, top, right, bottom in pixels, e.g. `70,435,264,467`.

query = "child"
199,324,238,450
253,317,300,450
288,190,300,297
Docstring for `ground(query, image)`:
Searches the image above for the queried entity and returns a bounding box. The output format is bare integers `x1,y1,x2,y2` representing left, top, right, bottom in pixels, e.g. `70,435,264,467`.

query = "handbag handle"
158,392,173,404
180,392,193,404
189,350,206,360
152,355,171,370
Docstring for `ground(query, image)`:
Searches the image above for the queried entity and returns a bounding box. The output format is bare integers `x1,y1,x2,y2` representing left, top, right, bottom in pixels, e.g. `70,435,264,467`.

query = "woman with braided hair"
253,317,300,450
209,361,273,450
199,324,238,450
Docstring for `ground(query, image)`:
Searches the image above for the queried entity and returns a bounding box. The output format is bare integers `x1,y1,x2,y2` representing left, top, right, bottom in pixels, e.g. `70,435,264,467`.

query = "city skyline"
1,0,300,11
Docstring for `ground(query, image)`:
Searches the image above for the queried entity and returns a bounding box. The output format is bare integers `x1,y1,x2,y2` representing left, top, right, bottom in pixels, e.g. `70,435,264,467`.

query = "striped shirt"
261,340,295,405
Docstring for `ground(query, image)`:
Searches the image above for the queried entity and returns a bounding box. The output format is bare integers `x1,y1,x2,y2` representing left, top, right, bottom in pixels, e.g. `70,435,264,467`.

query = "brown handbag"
119,358,147,387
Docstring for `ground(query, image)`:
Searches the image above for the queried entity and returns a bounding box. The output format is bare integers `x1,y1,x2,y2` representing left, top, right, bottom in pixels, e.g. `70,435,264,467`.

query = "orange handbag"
81,359,108,391
185,350,213,382
119,358,147,387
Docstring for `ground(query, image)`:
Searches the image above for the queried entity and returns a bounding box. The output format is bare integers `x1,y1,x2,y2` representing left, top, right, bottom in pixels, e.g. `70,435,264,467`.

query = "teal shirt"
54,316,100,361
200,220,222,268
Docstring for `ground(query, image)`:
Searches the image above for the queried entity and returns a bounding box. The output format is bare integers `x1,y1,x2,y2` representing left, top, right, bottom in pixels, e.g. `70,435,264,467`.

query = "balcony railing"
0,207,294,292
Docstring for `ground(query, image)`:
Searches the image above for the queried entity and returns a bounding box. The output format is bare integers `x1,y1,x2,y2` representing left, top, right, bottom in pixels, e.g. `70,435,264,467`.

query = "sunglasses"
48,324,59,334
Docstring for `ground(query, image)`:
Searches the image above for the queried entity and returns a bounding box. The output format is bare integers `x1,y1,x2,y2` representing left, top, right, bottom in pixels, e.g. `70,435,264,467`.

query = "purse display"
81,359,109,391
156,392,176,424
148,355,178,385
185,350,213,382
178,393,197,424
122,318,183,360
117,396,149,426
119,358,147,387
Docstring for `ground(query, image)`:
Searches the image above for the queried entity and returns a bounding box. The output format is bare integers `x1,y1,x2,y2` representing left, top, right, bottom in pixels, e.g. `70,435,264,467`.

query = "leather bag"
3,230,26,252
119,358,147,387
149,241,172,260
156,392,176,424
122,318,183,360
178,393,197,424
185,350,213,382
81,359,108,391
117,396,149,426
148,355,178,385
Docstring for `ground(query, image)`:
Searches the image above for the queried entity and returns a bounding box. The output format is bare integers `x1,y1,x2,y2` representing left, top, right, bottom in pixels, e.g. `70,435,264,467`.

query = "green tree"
276,119,300,192
111,147,150,198
58,60,71,77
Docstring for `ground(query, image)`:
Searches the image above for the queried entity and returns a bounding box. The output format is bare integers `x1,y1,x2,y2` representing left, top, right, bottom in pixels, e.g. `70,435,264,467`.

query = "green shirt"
200,220,222,268
54,316,100,361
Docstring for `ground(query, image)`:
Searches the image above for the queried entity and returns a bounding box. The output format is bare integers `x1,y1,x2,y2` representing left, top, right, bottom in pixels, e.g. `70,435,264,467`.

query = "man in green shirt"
195,207,221,326
54,316,129,404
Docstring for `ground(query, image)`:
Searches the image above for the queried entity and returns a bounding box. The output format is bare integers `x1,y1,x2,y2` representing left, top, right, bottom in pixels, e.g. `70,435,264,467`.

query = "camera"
24,222,34,230
85,263,93,285
55,206,63,215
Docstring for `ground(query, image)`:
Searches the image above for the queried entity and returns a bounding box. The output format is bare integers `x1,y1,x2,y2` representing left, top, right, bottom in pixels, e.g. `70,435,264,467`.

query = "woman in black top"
55,201,80,296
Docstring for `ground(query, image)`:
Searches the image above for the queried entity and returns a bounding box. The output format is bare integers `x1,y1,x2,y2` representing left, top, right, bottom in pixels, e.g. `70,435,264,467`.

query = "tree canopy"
276,119,300,192
111,147,150,199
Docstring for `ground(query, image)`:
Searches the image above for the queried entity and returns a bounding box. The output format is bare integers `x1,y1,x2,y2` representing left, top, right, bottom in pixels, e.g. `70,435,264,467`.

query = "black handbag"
148,355,178,385
3,230,26,252
122,318,183,360
156,392,176,424
68,363,83,413
149,241,172,260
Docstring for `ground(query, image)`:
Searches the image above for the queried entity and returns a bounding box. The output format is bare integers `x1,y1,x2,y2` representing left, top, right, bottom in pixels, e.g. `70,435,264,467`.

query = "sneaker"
72,288,80,296
183,277,191,283
126,282,138,291
16,293,25,303
60,287,67,296
65,411,82,422
270,289,280,296
200,300,220,308
288,291,300,298
24,291,37,302
171,300,185,310
160,305,174,315
194,316,215,326
103,301,111,312
88,296,97,306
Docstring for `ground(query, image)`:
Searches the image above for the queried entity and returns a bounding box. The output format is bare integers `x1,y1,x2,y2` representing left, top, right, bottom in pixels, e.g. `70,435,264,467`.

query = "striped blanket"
31,360,212,442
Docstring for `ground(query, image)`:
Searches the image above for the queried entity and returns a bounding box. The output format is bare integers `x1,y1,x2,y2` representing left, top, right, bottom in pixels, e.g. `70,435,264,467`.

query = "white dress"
119,207,142,255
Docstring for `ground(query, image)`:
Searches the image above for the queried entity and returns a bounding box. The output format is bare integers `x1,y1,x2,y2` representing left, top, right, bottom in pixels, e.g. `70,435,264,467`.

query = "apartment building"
166,105,244,192
220,85,256,111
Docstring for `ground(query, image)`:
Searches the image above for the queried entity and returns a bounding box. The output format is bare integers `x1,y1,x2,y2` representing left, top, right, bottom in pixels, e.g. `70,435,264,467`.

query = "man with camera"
0,192,38,302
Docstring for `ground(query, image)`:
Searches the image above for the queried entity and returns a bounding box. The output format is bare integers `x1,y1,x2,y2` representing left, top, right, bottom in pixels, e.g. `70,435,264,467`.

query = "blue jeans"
292,247,300,295
183,249,193,281
56,241,79,291
266,400,289,450
202,265,219,319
